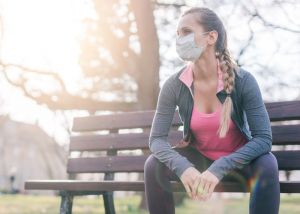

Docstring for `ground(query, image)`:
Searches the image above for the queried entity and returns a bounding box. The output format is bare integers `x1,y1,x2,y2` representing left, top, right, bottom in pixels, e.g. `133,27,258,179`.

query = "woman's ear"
207,30,218,46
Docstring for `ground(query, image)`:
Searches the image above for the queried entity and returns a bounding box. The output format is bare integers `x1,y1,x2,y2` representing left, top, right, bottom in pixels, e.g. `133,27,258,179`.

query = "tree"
0,0,160,112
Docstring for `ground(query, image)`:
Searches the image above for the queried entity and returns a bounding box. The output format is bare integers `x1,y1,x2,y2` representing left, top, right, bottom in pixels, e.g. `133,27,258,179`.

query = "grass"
0,193,299,214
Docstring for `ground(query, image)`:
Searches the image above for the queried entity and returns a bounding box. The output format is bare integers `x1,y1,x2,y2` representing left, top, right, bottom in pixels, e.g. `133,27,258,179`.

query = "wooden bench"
25,100,300,214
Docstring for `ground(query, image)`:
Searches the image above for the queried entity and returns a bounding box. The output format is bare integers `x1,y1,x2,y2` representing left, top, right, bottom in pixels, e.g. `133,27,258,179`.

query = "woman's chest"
192,81,222,114
176,82,244,128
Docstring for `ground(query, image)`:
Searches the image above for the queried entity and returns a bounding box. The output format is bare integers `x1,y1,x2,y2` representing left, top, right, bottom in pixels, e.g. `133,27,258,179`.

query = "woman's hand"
179,167,201,199
173,139,190,149
193,170,220,201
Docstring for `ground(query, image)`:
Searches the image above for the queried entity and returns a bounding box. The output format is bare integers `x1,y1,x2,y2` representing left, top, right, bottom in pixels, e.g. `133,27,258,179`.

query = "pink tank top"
190,103,248,160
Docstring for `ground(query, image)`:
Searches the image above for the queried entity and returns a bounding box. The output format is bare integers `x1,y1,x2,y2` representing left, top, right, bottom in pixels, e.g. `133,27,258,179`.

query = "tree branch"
0,61,139,111
0,60,67,91
241,1,300,33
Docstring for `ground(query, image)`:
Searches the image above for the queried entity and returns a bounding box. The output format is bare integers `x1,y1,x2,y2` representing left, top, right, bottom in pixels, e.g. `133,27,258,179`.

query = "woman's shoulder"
235,67,263,98
236,67,259,84
234,66,250,79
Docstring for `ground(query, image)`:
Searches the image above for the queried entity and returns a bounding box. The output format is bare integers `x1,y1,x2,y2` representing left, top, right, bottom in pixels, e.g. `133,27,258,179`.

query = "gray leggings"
144,145,280,214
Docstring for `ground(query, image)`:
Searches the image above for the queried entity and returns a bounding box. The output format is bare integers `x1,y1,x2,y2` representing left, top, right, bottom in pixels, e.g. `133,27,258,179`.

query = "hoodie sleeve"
148,76,195,178
207,71,272,181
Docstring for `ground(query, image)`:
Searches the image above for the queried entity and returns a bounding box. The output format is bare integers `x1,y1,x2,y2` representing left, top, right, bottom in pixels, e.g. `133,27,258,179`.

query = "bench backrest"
67,100,300,177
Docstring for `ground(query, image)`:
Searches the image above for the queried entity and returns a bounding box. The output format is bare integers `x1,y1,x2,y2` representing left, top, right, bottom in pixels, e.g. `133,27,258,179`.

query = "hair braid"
216,49,238,138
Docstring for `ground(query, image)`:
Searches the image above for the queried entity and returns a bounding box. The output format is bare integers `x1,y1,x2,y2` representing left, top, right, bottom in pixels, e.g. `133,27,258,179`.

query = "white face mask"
176,31,209,62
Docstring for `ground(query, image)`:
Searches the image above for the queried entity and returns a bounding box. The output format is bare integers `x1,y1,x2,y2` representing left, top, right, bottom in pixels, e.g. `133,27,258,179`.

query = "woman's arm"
207,71,272,181
149,76,195,178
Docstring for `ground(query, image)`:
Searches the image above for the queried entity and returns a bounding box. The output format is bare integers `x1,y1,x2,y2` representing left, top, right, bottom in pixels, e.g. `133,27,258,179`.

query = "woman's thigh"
221,152,279,186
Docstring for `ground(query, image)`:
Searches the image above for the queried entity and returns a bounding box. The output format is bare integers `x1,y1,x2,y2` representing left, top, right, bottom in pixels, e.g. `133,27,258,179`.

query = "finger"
203,180,210,193
183,183,192,198
201,181,211,200
192,177,200,199
206,183,216,200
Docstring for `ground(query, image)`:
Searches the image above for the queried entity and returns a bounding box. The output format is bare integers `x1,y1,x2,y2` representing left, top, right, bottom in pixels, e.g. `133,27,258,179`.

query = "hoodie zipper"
188,82,194,99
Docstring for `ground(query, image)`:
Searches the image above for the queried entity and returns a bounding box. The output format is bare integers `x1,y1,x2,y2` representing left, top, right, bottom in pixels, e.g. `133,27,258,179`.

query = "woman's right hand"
179,166,201,199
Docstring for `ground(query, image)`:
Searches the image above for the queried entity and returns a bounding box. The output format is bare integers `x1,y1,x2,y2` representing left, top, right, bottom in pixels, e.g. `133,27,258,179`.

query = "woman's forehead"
177,13,203,31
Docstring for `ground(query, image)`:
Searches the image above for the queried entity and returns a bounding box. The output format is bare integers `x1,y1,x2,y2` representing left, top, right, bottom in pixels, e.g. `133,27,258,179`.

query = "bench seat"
25,180,300,193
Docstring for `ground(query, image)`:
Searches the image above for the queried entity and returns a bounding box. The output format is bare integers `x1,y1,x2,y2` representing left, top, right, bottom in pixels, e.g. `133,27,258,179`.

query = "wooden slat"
272,150,300,170
272,124,300,145
25,180,300,193
69,130,182,151
67,151,300,173
69,124,300,152
67,156,148,173
72,110,182,132
266,100,300,121
72,100,300,132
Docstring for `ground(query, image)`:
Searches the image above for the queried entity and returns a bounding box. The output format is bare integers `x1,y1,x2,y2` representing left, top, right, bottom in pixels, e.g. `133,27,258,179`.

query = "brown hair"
181,7,240,138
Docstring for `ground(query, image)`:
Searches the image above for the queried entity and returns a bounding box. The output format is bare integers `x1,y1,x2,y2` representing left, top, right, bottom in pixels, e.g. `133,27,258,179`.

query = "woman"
144,7,280,214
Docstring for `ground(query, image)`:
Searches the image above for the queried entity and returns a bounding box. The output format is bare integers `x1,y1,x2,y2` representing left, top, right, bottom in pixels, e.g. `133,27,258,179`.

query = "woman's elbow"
260,135,272,153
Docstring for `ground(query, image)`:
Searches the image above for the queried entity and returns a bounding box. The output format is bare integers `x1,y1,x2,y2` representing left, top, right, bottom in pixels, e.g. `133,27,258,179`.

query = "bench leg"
103,191,116,214
60,191,73,214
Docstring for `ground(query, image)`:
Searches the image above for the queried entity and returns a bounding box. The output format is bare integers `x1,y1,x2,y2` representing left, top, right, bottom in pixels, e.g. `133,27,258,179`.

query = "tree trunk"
131,0,160,110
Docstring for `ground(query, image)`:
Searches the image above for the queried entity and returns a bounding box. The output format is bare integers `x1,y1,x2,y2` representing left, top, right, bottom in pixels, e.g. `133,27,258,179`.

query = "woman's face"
176,13,209,48
176,13,218,51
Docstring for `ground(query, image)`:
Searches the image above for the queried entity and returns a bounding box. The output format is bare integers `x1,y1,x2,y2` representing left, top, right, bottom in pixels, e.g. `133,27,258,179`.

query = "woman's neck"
191,53,218,82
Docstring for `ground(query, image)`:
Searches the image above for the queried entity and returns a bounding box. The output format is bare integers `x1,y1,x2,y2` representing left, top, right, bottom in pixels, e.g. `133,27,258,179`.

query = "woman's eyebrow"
177,26,193,32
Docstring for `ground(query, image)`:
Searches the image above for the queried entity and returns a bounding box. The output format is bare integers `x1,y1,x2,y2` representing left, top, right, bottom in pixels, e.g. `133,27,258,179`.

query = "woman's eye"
182,30,192,36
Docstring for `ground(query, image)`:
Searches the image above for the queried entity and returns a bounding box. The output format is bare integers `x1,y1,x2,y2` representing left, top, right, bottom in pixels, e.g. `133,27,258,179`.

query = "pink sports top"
190,103,248,160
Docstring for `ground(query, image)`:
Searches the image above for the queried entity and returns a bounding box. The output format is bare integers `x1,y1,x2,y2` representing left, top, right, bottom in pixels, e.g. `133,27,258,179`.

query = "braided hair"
181,7,240,138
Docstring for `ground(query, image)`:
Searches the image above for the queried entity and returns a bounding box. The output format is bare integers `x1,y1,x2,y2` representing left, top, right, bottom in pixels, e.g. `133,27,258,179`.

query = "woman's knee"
144,154,178,182
252,152,279,179
144,154,167,176
144,154,163,176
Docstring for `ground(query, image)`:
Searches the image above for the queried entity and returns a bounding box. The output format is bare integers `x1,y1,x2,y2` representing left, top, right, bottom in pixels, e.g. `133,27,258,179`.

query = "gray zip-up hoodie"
148,64,272,180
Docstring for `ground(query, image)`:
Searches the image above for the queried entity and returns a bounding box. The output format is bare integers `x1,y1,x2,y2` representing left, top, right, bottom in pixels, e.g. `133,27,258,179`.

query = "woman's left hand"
192,170,220,201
